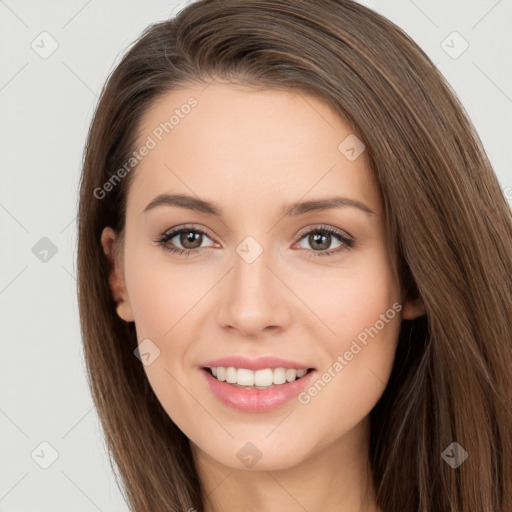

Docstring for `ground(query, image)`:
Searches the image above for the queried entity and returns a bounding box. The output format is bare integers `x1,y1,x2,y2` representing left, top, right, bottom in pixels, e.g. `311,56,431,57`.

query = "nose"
216,242,292,337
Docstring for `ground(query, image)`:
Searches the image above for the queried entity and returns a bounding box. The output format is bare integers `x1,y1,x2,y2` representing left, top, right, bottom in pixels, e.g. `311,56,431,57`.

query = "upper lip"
201,356,314,371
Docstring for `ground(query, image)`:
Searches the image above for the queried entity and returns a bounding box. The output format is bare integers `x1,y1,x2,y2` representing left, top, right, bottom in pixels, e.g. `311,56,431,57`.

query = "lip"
200,367,316,412
201,356,313,371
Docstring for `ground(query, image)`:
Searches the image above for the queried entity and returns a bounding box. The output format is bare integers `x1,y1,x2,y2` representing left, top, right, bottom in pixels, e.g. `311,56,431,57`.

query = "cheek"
299,243,401,346
296,245,402,410
123,246,205,417
332,272,399,345
296,309,401,441
123,241,210,341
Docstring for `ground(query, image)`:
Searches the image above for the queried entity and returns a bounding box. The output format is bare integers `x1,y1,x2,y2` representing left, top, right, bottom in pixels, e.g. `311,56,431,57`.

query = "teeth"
209,366,309,387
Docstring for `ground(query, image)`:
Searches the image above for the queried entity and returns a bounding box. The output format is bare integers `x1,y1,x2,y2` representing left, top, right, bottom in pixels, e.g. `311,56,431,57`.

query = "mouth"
202,366,315,390
200,364,318,412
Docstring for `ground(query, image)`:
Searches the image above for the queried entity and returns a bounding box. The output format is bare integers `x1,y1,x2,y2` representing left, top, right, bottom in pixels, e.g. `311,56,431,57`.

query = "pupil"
311,231,330,250
181,231,201,249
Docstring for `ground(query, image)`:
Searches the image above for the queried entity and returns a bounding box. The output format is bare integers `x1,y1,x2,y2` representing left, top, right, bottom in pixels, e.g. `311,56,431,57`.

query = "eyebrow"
142,193,377,217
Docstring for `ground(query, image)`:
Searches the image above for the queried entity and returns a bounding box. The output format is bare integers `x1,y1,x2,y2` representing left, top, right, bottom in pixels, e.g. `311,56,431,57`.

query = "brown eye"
156,226,216,256
178,230,203,249
308,231,332,250
295,226,355,257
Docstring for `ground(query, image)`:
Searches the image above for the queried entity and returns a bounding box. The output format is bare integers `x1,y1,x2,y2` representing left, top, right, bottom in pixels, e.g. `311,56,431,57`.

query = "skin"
101,82,425,512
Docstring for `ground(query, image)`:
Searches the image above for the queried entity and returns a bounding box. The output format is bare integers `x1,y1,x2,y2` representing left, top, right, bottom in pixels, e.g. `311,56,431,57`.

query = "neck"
191,415,380,512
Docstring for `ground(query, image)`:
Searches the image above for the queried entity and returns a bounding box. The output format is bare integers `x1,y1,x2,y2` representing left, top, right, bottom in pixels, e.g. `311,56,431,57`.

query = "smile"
206,366,312,389
201,367,317,412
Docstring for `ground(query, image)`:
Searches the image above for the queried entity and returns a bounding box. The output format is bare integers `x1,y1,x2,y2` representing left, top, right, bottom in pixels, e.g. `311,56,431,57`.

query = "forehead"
127,82,381,217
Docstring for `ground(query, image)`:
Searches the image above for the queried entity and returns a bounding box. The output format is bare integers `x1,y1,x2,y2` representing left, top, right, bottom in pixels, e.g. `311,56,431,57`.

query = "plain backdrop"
1,0,511,510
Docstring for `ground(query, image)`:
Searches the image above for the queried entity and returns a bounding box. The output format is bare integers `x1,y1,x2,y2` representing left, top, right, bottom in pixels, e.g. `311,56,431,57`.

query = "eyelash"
155,224,355,258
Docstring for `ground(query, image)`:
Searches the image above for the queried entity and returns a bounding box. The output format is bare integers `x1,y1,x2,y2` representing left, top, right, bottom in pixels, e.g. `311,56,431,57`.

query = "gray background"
1,0,511,510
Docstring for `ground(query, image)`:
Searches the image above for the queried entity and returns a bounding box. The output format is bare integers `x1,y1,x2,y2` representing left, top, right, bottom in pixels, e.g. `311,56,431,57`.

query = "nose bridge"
216,232,291,334
231,233,275,301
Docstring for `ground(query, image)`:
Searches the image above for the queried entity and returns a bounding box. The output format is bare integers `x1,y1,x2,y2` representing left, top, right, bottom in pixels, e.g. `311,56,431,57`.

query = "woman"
77,1,512,510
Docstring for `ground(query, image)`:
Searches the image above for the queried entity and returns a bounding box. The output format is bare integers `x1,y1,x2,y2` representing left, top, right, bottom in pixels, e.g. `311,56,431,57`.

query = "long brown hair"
76,1,512,510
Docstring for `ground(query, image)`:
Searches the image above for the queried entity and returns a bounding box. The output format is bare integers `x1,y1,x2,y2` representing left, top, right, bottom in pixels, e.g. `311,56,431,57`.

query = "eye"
156,225,216,256
293,225,355,257
156,224,355,258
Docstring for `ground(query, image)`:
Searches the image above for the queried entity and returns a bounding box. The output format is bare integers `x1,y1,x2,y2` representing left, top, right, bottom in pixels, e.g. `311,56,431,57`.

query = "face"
101,82,425,471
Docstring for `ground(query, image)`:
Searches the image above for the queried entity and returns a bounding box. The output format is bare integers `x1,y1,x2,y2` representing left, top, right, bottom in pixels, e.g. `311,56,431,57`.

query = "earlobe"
401,294,426,320
100,227,135,323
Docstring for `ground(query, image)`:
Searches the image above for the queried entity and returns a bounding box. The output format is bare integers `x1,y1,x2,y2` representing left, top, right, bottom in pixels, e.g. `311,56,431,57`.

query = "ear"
401,293,426,320
100,227,134,323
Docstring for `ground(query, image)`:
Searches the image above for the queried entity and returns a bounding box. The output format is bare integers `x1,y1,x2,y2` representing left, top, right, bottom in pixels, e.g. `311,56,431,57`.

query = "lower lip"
200,368,316,412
